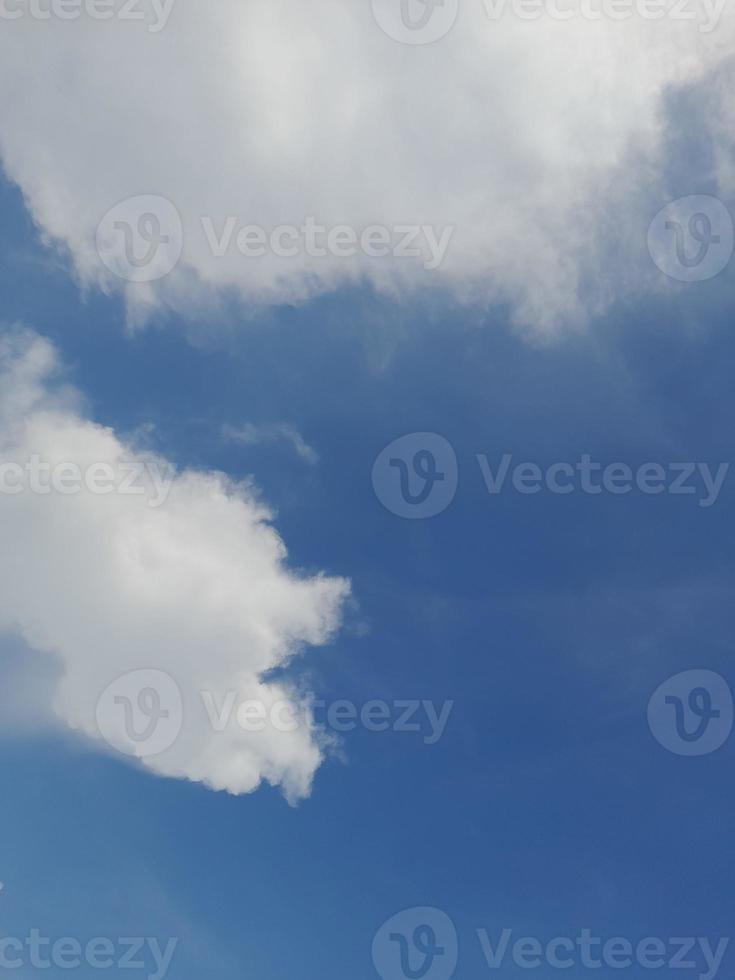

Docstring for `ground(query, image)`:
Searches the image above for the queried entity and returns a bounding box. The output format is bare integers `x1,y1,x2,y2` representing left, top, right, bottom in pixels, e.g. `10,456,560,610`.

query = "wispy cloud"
223,422,319,466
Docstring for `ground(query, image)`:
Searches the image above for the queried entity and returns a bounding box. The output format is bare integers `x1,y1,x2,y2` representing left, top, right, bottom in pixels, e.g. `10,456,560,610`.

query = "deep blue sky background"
0,170,733,977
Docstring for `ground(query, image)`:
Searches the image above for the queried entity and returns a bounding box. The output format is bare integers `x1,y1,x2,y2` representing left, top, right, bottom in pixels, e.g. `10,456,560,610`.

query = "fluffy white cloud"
0,0,733,331
0,326,349,800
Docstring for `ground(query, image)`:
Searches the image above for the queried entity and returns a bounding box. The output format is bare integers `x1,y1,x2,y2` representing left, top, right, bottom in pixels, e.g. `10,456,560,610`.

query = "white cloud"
0,1,733,331
223,422,319,465
0,326,349,801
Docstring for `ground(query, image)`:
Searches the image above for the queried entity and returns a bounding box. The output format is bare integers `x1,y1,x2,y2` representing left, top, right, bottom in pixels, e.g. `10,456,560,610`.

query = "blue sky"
2,168,735,977
1,6,735,979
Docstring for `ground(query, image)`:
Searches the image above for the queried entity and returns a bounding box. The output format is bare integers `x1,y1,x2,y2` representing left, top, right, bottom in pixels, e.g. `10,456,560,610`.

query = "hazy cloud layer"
0,1,733,331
